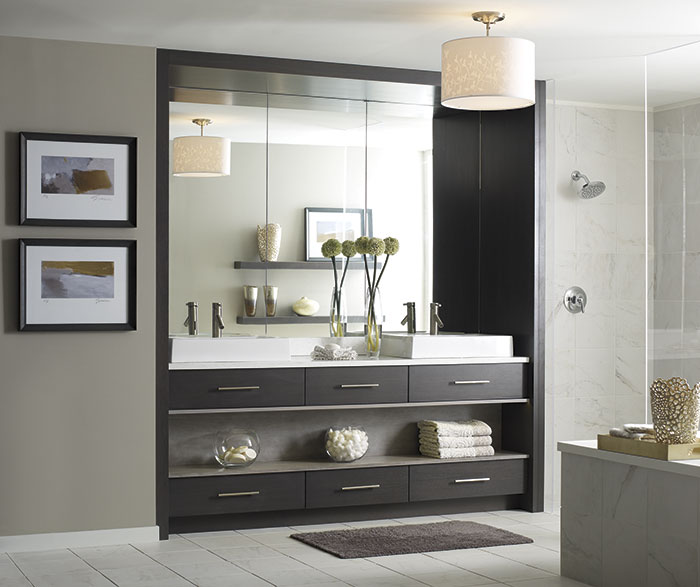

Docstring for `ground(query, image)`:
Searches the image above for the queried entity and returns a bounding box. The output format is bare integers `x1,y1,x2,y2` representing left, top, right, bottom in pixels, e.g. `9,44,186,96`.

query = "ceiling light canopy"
172,118,231,177
441,11,535,111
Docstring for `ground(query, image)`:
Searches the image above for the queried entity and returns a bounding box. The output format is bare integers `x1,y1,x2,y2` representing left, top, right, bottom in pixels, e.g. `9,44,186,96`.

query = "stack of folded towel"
609,423,655,441
418,419,495,459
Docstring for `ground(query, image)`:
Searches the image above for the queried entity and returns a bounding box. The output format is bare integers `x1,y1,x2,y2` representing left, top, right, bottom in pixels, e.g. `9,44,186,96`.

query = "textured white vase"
257,223,281,262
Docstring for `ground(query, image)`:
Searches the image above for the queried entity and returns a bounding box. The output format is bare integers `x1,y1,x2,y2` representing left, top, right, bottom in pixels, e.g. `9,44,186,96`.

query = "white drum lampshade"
441,12,535,111
172,118,231,177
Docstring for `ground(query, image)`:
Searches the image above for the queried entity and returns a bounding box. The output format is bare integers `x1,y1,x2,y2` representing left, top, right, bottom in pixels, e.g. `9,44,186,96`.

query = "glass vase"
365,287,382,358
329,286,347,337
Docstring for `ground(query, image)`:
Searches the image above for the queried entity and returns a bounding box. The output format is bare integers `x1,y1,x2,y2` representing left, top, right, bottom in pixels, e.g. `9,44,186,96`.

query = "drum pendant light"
172,118,231,177
441,11,535,111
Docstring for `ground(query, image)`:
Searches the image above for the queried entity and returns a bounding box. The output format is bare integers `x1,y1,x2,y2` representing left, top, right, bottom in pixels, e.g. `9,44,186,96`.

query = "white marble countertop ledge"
170,355,530,370
558,439,700,479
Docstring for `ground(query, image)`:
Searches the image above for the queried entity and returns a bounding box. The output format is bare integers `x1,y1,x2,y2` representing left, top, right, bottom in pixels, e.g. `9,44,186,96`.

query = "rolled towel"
610,427,647,440
417,419,492,437
623,423,654,435
419,434,493,449
420,445,495,459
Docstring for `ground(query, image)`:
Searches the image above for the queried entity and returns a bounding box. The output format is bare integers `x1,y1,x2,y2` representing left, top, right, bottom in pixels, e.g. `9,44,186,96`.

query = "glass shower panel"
647,42,700,386
544,56,647,512
266,95,367,337
168,92,268,336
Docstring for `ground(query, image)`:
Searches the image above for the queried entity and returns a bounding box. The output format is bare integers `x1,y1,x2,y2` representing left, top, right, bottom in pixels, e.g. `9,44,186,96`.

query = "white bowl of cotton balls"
325,426,369,462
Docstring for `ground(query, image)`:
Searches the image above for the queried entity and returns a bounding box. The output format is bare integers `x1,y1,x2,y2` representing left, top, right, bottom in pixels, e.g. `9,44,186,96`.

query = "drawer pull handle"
454,477,491,484
452,380,490,385
339,384,380,389
217,491,260,497
216,386,261,391
341,484,381,491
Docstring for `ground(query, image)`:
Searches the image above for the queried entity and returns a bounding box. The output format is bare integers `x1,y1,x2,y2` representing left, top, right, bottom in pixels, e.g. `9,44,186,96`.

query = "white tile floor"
0,510,591,587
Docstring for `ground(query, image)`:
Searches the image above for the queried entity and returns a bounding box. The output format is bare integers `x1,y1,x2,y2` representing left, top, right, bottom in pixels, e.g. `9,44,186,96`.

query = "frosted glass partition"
544,56,647,512
647,42,700,385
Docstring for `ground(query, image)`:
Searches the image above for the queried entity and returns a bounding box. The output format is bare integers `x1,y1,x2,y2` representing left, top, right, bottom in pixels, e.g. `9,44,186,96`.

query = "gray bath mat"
290,520,533,558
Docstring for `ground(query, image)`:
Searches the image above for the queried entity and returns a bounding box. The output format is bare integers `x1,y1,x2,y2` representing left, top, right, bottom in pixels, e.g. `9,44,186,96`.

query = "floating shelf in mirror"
234,261,380,270
236,315,369,325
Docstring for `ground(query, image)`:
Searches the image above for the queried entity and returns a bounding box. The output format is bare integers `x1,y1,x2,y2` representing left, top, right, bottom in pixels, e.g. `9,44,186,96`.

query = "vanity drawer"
306,466,408,509
306,366,408,405
408,364,525,402
169,368,304,409
410,459,526,502
169,472,305,517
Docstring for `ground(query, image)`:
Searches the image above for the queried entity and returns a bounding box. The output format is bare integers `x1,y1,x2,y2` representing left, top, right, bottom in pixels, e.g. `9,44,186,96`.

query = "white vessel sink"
381,333,513,359
170,335,291,363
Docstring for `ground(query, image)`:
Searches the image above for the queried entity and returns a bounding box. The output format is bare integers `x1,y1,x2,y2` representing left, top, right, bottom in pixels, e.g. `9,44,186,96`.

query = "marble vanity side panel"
561,453,603,586
647,469,700,587
601,461,647,587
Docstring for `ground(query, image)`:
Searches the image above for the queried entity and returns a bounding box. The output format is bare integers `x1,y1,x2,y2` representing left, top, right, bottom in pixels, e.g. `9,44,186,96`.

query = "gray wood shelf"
169,451,530,478
236,315,367,325
234,260,379,270
169,398,529,415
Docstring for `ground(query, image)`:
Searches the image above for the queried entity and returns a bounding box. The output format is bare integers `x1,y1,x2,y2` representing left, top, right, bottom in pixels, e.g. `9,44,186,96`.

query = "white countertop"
169,355,530,370
558,439,700,479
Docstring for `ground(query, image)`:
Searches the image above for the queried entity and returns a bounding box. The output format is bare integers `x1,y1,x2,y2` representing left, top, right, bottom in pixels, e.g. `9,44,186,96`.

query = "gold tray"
597,434,700,461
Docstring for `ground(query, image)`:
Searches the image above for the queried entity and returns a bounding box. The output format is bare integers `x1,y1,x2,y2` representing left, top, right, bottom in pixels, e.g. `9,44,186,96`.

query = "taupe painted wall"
0,37,156,535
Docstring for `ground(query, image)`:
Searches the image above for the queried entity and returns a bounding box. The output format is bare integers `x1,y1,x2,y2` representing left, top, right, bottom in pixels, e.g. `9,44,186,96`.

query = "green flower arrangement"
322,238,356,336
356,235,400,355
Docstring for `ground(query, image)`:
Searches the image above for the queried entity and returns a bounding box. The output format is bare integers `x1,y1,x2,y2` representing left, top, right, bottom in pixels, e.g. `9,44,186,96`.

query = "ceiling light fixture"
441,11,535,111
172,118,231,177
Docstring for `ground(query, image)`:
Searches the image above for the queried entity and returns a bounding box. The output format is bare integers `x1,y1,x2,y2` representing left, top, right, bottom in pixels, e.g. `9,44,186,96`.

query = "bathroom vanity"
168,355,531,532
155,50,545,536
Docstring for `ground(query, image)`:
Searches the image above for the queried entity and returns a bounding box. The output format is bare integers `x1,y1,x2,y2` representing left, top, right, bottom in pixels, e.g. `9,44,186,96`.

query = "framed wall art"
20,132,136,227
305,207,373,261
19,239,136,331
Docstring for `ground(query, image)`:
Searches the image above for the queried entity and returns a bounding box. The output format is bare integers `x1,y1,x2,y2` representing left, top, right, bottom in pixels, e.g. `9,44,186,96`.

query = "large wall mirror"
168,69,434,338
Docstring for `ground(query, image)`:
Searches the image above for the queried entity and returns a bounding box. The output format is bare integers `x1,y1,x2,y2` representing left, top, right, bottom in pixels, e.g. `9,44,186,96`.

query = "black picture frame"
19,238,137,331
20,132,137,227
304,207,373,261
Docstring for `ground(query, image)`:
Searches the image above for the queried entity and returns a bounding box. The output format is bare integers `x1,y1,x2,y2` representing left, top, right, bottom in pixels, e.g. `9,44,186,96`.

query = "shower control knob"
563,286,587,314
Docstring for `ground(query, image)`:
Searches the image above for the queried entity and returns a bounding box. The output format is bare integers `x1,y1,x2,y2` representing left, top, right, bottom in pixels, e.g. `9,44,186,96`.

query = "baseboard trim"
0,526,160,553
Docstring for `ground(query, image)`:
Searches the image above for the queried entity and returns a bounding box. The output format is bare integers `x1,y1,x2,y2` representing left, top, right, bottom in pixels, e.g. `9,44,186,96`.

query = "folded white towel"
419,445,496,459
417,419,492,437
419,434,493,449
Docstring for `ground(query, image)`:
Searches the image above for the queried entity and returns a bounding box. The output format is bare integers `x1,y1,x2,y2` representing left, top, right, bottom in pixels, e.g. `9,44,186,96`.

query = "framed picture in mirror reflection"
305,207,373,261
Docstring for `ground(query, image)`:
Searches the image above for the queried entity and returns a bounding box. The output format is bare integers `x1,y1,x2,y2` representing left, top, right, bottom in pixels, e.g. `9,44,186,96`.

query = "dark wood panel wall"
432,80,546,511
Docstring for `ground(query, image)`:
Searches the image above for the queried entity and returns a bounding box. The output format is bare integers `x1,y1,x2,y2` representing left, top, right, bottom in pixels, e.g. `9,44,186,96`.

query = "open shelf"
234,260,379,270
169,398,530,415
169,451,530,478
236,315,367,325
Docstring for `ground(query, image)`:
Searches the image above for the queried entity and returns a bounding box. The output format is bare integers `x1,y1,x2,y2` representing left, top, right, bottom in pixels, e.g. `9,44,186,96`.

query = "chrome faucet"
184,301,199,336
401,302,416,334
429,302,444,335
212,302,225,338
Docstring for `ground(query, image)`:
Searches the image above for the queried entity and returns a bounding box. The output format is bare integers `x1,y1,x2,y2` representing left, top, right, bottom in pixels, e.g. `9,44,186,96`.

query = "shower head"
572,170,606,199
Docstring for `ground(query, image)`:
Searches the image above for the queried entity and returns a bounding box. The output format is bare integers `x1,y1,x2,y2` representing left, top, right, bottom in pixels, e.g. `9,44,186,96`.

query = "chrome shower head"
571,170,606,199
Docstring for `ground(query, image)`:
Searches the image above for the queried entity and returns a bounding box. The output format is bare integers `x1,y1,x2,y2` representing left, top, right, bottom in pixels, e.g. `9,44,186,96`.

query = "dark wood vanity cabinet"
169,368,304,410
409,364,526,402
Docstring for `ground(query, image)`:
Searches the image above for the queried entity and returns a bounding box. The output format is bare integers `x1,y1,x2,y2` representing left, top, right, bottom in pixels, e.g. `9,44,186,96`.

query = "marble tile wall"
651,101,700,385
545,104,647,511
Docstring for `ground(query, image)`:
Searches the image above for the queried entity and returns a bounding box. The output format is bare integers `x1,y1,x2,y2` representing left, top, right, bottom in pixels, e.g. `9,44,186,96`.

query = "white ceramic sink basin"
170,336,291,363
381,333,513,359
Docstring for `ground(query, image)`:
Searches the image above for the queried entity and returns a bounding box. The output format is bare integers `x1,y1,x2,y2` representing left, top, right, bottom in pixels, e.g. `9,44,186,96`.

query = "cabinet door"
306,467,409,509
410,459,526,502
409,364,525,402
306,366,408,405
170,472,305,516
170,369,304,409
